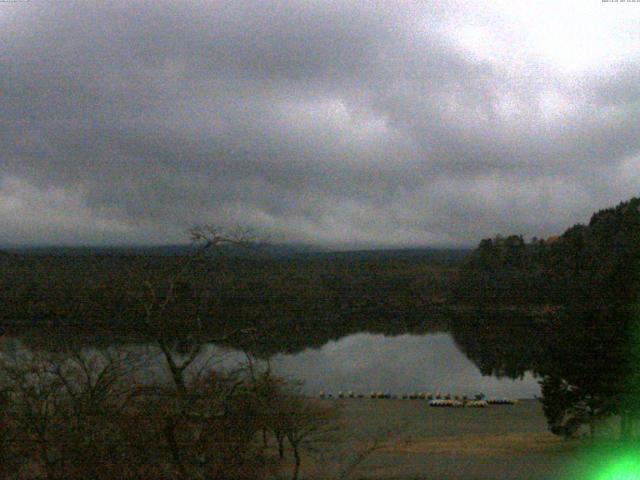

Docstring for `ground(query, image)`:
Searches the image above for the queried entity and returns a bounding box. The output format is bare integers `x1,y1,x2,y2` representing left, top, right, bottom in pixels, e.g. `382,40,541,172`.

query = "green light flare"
593,456,640,480
562,444,640,480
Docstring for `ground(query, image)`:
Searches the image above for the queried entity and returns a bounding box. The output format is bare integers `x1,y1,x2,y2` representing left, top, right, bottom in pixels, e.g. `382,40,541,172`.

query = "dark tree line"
452,197,640,308
0,247,452,356
451,197,640,440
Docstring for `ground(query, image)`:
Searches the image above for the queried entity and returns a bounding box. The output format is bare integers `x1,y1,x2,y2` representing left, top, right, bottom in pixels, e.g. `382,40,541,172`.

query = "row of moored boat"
317,391,518,406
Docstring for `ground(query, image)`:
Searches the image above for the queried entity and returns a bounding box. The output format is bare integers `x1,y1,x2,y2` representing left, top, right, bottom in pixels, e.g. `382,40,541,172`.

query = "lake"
192,331,540,398
1,329,541,399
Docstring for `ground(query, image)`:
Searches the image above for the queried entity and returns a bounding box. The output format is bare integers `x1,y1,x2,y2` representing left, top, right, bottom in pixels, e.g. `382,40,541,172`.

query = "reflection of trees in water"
449,307,632,381
9,308,450,357
228,308,450,357
448,309,546,380
8,306,561,383
451,305,640,440
6,305,581,390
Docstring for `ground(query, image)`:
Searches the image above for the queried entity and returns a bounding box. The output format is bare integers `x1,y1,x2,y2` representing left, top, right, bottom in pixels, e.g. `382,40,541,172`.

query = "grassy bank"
278,399,582,479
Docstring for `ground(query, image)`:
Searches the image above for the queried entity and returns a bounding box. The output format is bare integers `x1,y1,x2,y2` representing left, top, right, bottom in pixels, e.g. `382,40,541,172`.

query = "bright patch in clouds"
444,0,640,73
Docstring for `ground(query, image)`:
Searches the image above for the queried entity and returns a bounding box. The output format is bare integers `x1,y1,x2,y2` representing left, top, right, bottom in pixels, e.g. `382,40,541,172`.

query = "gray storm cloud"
1,0,639,247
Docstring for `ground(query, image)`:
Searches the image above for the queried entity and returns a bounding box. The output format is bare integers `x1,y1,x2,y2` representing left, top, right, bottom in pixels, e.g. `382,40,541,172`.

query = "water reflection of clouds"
269,333,541,398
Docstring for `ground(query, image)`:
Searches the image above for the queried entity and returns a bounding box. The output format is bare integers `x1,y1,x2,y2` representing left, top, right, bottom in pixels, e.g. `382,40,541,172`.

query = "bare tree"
126,225,271,480
0,347,141,480
131,224,257,395
243,363,342,480
1,351,67,479
245,360,290,459
281,395,339,480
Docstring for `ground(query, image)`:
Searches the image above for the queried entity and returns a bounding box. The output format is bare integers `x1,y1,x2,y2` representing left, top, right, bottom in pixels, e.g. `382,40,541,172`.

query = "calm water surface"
203,332,540,398
2,331,540,399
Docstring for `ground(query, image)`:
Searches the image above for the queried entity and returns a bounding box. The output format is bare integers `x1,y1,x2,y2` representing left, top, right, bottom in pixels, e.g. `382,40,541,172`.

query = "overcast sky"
1,1,640,248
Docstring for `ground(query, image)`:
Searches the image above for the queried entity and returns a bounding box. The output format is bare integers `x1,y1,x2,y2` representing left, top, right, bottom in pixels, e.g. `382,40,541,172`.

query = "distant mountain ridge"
0,243,471,264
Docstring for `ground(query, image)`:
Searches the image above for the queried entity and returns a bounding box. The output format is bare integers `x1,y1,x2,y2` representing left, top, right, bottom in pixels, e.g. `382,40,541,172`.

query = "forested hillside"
451,197,640,307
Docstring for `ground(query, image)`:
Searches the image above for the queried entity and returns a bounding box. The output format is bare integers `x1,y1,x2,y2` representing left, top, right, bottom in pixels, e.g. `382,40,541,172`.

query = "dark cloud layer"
1,1,639,247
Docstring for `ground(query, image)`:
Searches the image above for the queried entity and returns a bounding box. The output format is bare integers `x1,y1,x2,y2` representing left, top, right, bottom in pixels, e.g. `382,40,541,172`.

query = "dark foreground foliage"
0,347,337,480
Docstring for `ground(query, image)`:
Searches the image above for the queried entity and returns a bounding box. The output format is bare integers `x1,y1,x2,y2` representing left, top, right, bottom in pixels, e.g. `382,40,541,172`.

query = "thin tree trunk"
164,418,189,480
292,445,301,480
277,434,285,459
39,440,56,480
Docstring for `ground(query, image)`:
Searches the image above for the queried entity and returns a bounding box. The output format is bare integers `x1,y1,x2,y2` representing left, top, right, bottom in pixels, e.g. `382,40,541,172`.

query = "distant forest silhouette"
0,248,454,354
